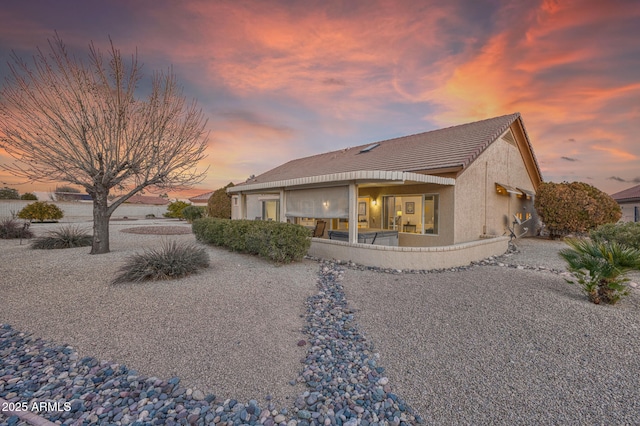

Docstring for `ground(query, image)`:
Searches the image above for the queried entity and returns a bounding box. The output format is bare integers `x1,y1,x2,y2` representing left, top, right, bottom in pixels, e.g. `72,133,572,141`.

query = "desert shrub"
182,205,206,223
164,201,191,219
590,222,640,250
192,218,311,263
0,187,20,199
559,238,640,305
20,192,38,200
207,182,234,218
0,218,34,239
534,181,621,239
31,226,92,249
112,241,209,284
17,201,64,222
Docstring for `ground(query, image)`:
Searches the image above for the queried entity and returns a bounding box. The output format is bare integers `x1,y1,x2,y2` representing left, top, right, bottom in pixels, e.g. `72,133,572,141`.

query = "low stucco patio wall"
309,236,510,270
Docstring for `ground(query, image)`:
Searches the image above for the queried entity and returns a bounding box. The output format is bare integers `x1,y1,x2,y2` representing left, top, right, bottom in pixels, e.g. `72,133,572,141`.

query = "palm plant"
559,238,640,304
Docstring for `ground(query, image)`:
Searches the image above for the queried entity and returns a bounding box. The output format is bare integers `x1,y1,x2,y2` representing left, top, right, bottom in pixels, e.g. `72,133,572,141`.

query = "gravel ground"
342,237,640,425
3,229,640,425
0,220,316,407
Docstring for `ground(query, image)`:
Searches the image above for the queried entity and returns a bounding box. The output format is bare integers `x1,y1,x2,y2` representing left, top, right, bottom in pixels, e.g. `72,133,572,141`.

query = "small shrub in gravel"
17,201,64,222
559,238,640,304
0,218,34,239
31,226,92,249
112,241,209,284
591,222,640,250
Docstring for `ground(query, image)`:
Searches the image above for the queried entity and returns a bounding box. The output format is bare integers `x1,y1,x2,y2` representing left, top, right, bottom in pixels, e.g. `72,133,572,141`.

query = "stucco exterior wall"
619,202,640,222
309,236,509,270
454,136,537,243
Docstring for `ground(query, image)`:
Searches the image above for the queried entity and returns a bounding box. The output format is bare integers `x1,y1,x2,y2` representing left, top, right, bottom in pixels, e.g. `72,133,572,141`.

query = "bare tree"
0,35,208,253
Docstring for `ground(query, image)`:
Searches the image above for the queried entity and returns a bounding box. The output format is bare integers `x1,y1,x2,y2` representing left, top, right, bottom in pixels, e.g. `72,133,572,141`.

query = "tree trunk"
91,189,112,254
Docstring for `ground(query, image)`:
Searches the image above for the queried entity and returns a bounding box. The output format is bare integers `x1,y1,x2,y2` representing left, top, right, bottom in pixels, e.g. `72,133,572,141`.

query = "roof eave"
228,170,456,193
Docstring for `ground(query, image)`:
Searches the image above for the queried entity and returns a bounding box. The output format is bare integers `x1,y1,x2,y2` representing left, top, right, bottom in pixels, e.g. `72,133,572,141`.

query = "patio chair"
312,220,326,238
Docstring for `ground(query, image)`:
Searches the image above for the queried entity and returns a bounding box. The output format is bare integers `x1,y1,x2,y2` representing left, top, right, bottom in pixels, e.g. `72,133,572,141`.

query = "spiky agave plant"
559,238,640,304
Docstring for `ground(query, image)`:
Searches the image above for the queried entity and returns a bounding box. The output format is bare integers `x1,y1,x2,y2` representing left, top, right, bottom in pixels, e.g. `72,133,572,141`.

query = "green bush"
192,218,311,263
164,201,191,219
206,182,234,218
20,192,38,200
223,219,254,252
0,219,34,239
182,205,206,223
559,238,640,305
534,181,621,238
247,221,312,263
17,201,64,222
192,218,228,246
590,222,640,250
112,241,209,284
31,226,92,249
0,187,20,199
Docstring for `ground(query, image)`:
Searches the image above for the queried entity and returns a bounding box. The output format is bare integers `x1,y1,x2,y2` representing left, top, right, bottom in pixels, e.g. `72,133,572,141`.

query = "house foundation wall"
309,236,509,270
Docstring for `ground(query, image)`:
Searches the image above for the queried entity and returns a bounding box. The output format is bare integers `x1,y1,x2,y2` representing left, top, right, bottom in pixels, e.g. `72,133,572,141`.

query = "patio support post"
348,182,358,244
280,188,286,222
239,193,247,219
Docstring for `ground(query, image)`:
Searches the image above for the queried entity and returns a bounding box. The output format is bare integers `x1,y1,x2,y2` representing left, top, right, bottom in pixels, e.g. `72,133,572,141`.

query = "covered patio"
228,170,456,247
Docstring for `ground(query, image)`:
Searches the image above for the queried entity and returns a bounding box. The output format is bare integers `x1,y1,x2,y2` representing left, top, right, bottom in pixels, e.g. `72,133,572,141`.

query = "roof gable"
237,113,541,189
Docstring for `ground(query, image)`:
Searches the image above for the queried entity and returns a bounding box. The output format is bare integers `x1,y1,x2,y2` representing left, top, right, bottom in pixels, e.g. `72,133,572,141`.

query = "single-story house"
122,195,170,206
611,184,640,222
228,113,543,269
188,191,214,205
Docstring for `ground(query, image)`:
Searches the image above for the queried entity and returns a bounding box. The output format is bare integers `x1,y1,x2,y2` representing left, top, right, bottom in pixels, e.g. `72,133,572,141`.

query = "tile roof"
189,191,214,202
237,113,532,187
611,184,640,202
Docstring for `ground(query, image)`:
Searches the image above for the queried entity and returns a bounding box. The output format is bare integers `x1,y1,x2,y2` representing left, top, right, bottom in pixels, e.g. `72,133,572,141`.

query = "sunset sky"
1,0,639,198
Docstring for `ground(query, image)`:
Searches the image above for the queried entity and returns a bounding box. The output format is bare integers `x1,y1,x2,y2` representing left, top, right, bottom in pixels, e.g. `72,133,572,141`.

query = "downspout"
484,161,488,235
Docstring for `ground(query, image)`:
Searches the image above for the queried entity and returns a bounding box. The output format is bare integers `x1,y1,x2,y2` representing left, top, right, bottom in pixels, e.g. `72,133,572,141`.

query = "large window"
382,194,439,234
262,200,280,221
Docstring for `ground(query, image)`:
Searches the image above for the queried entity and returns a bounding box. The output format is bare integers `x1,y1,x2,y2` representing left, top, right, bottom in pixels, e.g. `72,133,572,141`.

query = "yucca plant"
0,218,34,239
559,238,640,304
112,241,209,284
31,226,92,249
